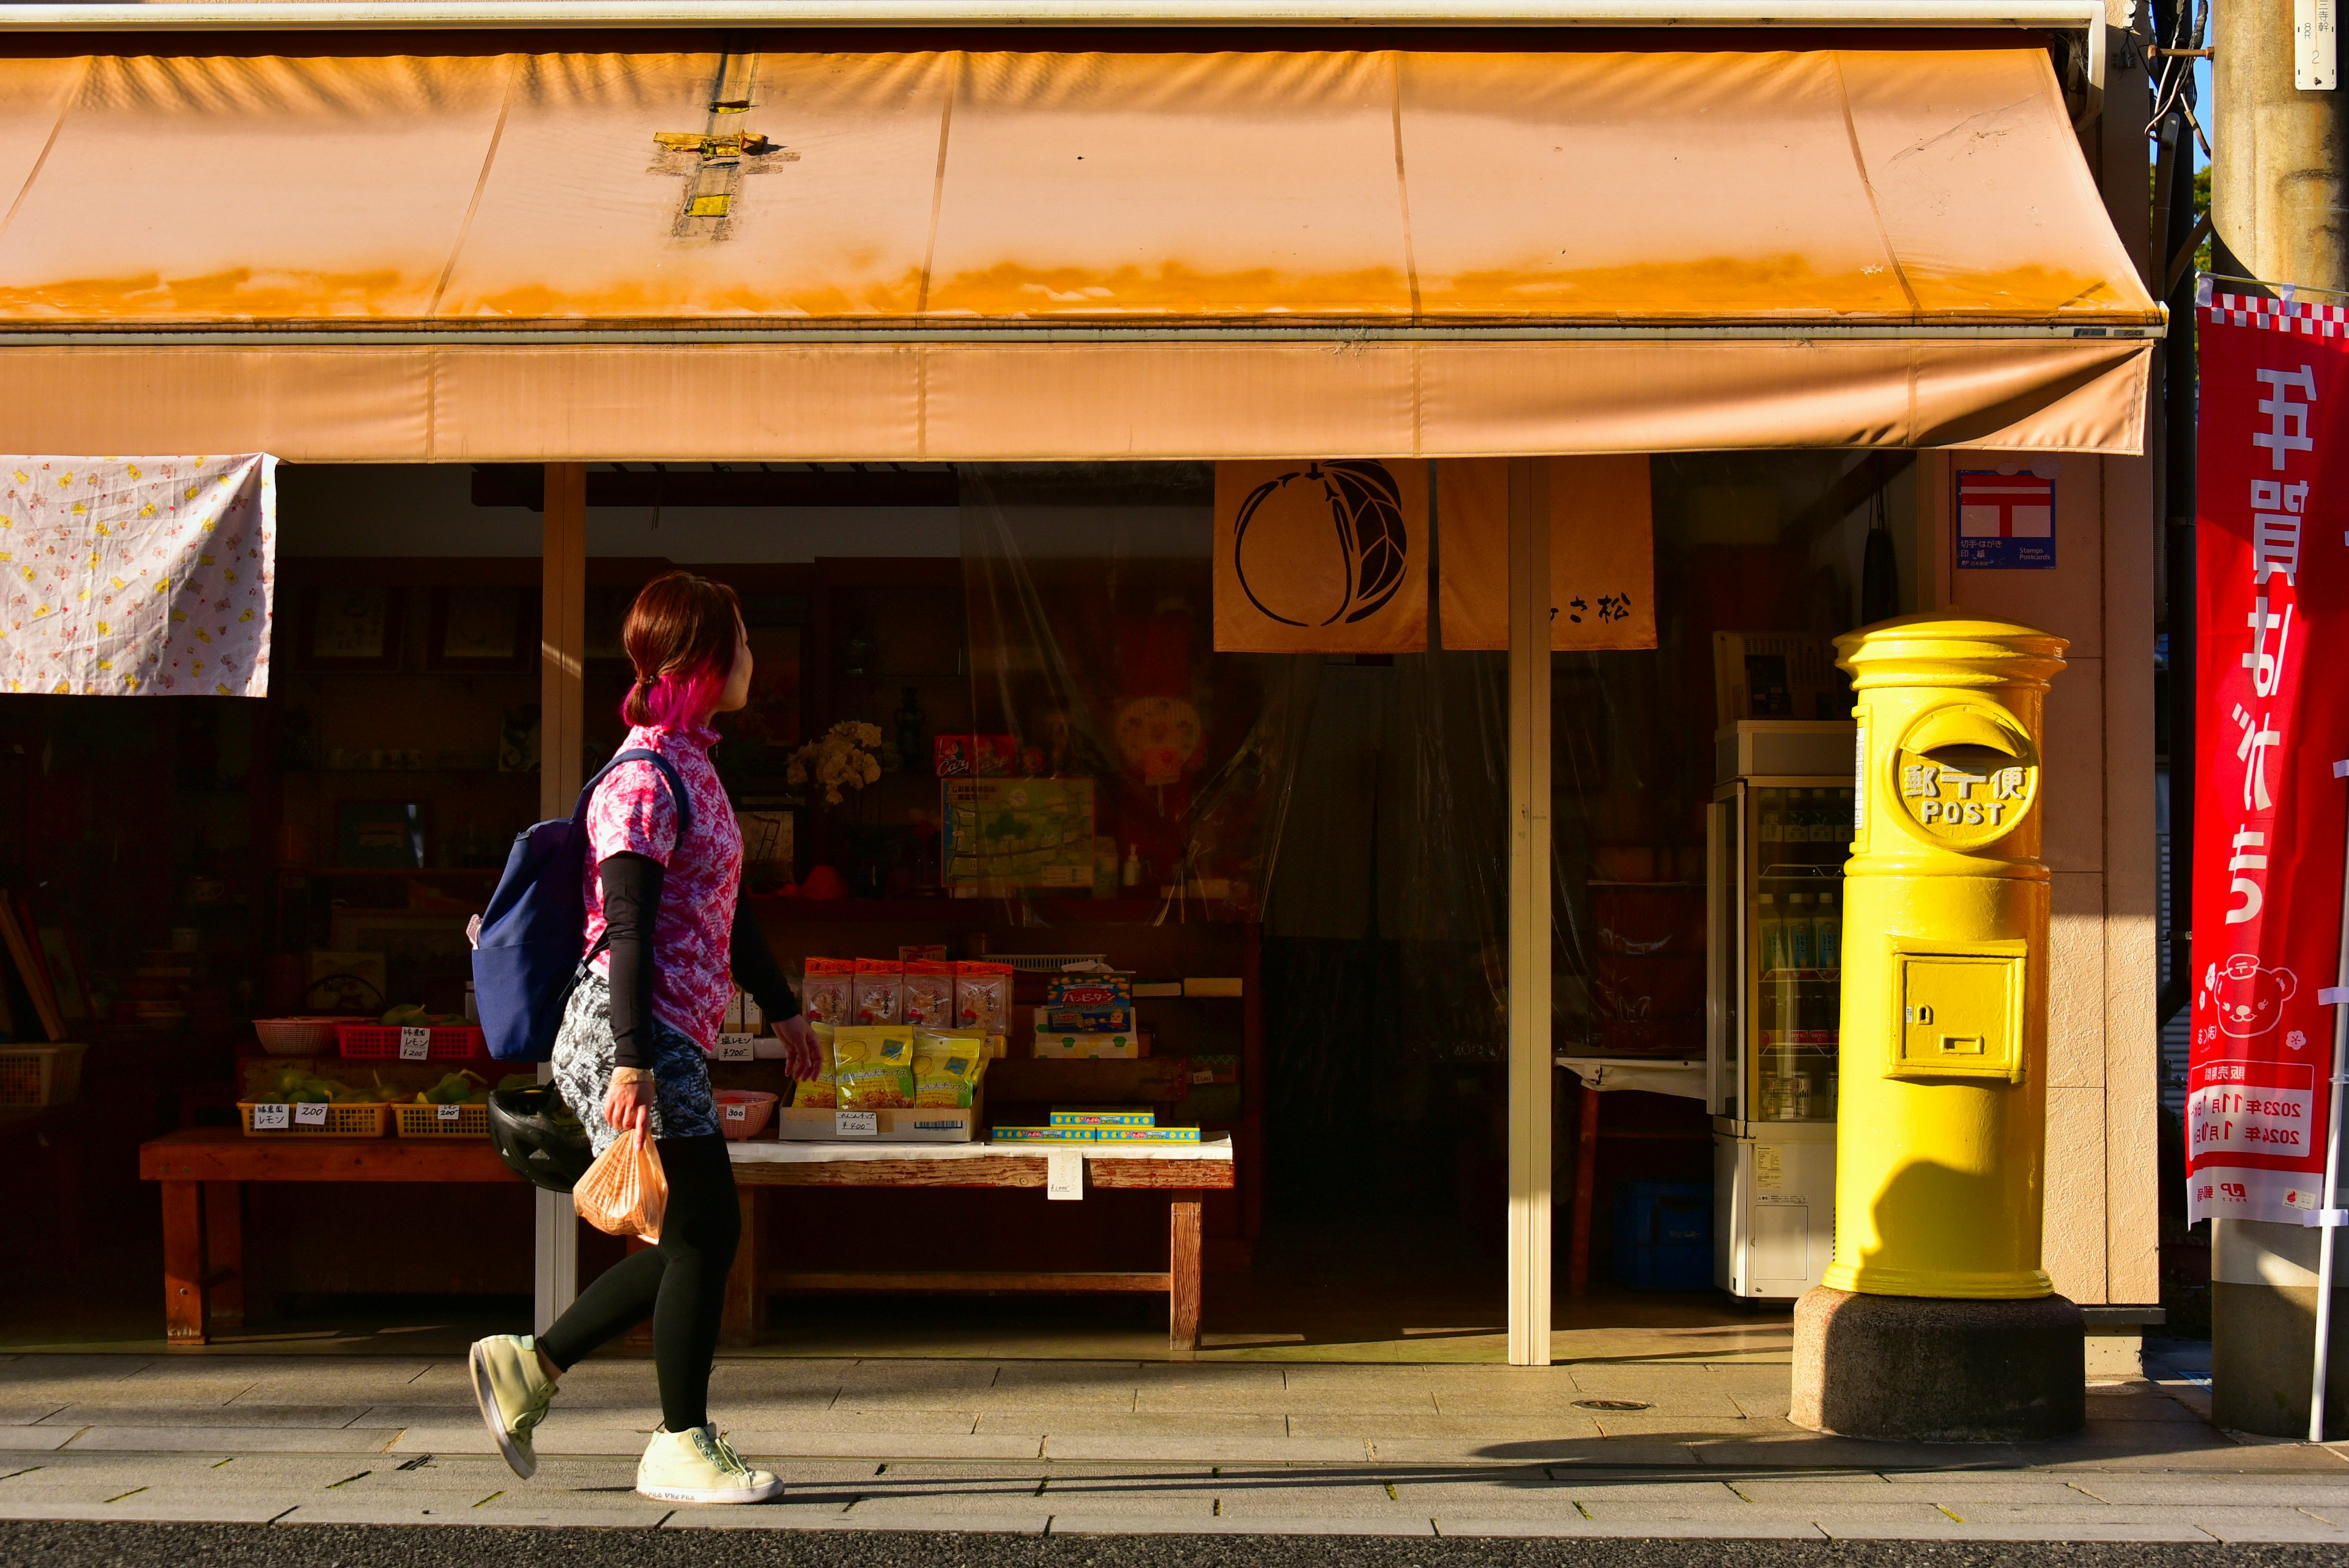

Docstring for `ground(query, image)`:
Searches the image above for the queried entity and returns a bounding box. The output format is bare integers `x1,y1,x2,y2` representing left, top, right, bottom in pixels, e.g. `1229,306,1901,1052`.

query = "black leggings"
536,1132,739,1434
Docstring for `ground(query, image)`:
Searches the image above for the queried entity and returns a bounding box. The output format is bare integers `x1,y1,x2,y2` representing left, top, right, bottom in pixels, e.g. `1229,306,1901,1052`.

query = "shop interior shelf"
746,896,1250,925
291,866,502,879
983,1057,1192,1105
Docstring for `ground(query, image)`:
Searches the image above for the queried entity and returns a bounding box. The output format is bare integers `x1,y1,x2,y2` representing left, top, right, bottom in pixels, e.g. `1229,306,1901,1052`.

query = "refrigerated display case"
1707,720,1855,1299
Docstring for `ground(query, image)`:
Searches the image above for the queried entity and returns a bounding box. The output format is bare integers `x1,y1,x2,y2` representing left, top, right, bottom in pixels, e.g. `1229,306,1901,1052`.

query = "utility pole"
2207,0,2349,1439
2212,0,2345,286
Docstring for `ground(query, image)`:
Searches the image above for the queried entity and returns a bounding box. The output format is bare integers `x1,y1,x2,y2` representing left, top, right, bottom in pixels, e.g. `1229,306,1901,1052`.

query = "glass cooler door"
1745,781,1851,1126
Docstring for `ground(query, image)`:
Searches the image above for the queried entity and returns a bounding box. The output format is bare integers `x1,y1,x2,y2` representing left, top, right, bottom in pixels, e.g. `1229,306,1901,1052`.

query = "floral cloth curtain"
0,455,275,696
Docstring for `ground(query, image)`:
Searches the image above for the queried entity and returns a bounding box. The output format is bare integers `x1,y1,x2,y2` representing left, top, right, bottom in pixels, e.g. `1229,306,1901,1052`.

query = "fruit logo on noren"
1232,461,1409,627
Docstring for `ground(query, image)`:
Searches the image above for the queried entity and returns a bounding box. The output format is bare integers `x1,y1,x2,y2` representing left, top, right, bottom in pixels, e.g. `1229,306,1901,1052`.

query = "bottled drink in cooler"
1785,893,1813,969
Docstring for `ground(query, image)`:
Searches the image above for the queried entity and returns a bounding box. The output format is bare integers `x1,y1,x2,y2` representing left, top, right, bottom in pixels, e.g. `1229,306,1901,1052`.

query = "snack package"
902,959,957,1027
853,958,904,1025
954,960,1014,1033
913,1028,990,1107
800,957,855,1026
790,1022,838,1108
832,1024,915,1110
1045,968,1134,1008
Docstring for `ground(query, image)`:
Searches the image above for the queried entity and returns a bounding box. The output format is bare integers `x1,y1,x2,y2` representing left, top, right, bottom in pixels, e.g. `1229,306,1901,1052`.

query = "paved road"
7,1522,2349,1567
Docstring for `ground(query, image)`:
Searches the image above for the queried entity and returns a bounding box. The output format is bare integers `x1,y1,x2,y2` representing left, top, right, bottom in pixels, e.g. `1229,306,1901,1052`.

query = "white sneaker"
635,1424,782,1504
468,1334,557,1480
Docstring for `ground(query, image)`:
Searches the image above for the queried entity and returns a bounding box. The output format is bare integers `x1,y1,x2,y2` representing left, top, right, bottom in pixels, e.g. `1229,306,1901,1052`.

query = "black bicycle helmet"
488,1084,593,1194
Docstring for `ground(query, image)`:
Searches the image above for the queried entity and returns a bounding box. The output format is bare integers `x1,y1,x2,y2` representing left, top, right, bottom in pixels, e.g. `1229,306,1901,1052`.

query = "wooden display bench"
139,1128,1233,1353
719,1140,1234,1356
139,1128,516,1344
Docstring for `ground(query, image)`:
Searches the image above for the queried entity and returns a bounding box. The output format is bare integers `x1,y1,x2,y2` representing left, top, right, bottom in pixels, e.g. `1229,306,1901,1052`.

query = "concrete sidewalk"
2,1350,2343,1542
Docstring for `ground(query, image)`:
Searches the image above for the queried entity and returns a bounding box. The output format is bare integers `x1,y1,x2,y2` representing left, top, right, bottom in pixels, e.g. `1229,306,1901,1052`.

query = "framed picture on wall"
325,912,473,1018
302,586,404,671
335,800,430,869
428,587,536,672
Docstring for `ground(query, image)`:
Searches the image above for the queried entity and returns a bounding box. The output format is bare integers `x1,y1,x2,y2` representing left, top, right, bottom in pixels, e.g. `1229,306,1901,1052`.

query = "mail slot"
1891,946,2026,1083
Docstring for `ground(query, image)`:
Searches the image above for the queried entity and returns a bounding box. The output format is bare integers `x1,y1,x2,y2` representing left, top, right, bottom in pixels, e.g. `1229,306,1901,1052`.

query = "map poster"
941,778,1097,893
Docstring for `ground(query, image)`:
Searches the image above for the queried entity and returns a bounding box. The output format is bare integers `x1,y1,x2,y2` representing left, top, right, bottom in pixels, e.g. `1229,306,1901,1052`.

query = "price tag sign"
399,1027,433,1061
714,1033,757,1063
835,1110,878,1138
1191,1069,1215,1086
437,1104,461,1122
294,1102,329,1127
1047,1149,1085,1202
251,1103,290,1131
724,1102,748,1123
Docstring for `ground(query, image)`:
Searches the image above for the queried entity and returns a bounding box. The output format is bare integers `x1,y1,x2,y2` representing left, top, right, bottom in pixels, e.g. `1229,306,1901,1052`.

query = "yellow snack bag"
832,1024,914,1110
913,1028,989,1108
790,1022,837,1109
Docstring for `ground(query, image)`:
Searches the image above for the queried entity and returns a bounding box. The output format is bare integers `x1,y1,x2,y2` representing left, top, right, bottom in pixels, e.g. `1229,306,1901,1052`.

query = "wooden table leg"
160,1180,207,1346
202,1181,245,1331
1570,1083,1600,1297
1169,1189,1202,1359
720,1186,761,1350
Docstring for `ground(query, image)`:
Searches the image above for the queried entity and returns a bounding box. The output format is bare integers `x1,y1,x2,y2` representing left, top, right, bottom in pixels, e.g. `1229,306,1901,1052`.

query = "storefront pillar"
1506,456,1554,1366
533,462,587,1332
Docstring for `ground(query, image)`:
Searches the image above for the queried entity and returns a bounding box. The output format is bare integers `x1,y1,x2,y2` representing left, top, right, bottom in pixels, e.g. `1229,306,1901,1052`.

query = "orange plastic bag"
573,1113,667,1243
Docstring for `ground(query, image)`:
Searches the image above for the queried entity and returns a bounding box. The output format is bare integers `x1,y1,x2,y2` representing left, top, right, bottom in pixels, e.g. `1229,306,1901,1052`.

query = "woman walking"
467,571,820,1506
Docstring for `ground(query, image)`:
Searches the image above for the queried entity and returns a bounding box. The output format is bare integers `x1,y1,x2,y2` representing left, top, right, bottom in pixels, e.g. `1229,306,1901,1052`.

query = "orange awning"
0,42,2159,459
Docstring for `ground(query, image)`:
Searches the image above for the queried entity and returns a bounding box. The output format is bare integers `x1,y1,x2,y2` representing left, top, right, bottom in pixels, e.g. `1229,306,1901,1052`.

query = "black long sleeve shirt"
598,852,801,1070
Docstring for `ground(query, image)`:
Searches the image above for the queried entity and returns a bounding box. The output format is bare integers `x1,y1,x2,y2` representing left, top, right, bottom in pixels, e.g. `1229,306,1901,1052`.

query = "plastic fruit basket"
394,1101,491,1138
337,1024,485,1061
0,1042,84,1106
254,1017,361,1057
714,1089,777,1140
237,1101,390,1137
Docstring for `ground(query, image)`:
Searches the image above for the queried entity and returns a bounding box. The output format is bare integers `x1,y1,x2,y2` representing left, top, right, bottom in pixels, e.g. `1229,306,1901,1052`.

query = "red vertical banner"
2190,294,2349,1224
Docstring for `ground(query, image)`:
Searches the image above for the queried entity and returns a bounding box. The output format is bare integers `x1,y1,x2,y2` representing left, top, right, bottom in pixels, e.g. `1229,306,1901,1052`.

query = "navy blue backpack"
472,749,690,1063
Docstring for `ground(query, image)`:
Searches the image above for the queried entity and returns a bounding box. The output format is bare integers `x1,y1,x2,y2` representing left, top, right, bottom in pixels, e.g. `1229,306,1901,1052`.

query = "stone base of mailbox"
1791,1285,2086,1441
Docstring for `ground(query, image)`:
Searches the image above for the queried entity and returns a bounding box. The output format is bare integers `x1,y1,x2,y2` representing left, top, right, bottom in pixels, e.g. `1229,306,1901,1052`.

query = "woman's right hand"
604,1069,653,1132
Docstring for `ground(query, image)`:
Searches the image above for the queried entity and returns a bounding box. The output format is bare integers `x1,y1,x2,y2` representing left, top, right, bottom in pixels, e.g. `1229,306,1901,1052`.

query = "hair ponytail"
618,571,742,730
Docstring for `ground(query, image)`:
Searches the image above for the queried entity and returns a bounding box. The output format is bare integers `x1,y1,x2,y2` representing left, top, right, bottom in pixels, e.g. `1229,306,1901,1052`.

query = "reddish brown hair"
620,570,743,729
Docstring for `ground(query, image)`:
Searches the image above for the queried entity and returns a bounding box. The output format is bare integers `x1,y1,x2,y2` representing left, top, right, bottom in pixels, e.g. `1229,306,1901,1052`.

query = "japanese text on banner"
2188,295,2349,1225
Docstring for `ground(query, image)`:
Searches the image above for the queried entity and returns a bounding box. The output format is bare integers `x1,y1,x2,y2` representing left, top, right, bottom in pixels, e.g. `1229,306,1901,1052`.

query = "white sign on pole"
2300,0,2339,91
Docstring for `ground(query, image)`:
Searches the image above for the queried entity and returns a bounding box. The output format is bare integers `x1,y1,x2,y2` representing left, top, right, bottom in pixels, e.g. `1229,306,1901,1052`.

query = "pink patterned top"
581,724,743,1049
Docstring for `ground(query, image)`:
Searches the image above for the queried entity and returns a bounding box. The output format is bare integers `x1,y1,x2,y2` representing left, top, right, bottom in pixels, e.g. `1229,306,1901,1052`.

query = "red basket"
336,1023,485,1061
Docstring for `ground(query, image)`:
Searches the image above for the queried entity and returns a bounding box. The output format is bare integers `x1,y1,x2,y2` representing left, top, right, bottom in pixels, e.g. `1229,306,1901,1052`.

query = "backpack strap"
573,746,693,841
572,746,697,970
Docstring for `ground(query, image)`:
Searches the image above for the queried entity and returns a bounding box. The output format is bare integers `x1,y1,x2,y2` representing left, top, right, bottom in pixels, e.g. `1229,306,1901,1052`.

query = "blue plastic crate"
1611,1180,1714,1291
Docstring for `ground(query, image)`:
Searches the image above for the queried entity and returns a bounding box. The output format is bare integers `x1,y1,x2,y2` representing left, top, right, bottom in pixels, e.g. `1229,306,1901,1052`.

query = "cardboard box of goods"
971,734,1019,776
776,1105,979,1143
1037,1003,1133,1033
991,1124,1200,1143
1033,1031,1141,1060
1044,972,1134,1009
1089,1125,1201,1143
1050,1106,1156,1128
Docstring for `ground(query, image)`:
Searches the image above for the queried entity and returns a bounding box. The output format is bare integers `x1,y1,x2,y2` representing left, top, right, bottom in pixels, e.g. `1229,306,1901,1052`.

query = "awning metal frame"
0,322,2168,347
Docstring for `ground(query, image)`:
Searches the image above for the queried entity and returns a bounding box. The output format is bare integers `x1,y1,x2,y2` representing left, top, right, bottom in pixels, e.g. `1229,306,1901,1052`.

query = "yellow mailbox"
1824,614,2067,1300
